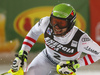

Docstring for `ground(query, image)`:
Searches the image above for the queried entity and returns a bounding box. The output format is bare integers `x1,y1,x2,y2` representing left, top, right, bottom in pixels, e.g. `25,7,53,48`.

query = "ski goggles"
50,16,69,29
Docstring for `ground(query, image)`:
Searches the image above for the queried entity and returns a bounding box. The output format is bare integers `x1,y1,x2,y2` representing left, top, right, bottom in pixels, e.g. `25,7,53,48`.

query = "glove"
56,61,74,75
12,50,28,72
72,60,80,70
56,60,80,75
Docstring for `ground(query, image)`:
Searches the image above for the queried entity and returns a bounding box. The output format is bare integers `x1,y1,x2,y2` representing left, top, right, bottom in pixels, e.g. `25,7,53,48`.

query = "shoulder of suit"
73,26,85,34
40,16,50,25
39,16,50,33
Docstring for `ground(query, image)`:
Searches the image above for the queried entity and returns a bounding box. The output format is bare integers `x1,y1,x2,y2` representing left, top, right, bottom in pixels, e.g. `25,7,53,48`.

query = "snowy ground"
0,64,100,75
0,53,100,75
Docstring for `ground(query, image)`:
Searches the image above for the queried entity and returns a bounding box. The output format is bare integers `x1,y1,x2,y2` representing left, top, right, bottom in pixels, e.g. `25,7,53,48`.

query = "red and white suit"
20,17,100,75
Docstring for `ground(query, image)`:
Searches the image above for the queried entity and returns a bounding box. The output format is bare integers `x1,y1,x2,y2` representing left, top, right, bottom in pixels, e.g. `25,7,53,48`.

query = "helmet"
50,3,76,36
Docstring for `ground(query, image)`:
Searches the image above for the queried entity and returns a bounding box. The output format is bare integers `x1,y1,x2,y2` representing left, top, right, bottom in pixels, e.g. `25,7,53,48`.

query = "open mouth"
53,26,68,37
54,29,62,34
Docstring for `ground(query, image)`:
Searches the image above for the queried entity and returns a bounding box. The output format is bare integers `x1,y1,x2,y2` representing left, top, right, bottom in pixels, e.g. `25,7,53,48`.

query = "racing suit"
21,17,100,75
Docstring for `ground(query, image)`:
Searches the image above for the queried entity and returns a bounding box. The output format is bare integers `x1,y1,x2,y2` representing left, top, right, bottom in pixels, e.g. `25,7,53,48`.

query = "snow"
0,64,100,75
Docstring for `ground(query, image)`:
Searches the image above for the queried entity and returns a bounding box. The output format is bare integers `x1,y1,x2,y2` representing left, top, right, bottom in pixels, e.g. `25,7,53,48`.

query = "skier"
11,3,100,75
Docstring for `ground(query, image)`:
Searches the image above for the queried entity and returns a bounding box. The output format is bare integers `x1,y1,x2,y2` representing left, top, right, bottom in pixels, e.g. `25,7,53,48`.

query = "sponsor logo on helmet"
71,11,74,16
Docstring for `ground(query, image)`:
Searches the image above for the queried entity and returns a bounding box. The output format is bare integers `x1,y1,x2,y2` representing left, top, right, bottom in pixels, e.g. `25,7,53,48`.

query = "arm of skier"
11,17,49,72
77,33,100,67
56,33,100,75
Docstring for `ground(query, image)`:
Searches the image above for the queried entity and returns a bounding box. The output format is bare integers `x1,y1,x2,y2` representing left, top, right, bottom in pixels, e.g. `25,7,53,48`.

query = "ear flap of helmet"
64,10,76,32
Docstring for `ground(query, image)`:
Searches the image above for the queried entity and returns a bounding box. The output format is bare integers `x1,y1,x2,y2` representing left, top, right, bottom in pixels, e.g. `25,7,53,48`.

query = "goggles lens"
50,16,68,29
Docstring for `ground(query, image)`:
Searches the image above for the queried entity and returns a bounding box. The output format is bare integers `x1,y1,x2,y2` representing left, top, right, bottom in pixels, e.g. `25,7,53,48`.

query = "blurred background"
0,0,100,75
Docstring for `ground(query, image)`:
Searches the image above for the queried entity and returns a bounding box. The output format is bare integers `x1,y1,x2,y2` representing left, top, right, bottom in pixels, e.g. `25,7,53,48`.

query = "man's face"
53,26,67,37
50,16,68,37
